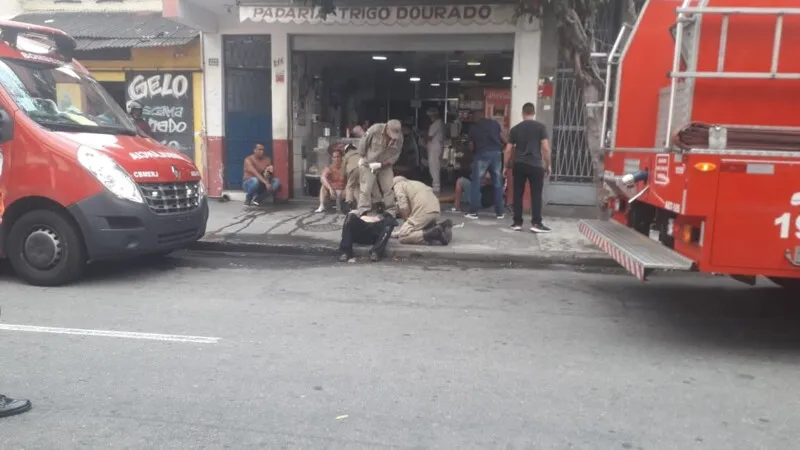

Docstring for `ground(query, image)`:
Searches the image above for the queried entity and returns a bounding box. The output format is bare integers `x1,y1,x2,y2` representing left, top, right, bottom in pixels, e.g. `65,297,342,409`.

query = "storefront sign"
126,71,195,159
240,4,515,26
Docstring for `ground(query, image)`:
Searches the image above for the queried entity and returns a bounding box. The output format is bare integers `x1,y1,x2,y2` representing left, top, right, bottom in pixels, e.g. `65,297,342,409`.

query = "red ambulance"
0,20,208,286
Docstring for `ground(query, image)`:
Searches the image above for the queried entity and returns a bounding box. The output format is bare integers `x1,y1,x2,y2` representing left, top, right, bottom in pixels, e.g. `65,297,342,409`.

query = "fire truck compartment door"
711,160,800,271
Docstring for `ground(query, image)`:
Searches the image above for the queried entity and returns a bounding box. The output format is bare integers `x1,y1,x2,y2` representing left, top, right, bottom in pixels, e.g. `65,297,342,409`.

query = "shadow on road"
584,277,800,354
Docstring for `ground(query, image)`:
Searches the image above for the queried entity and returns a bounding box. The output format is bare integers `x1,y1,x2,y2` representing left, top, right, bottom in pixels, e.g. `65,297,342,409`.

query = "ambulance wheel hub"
24,227,63,270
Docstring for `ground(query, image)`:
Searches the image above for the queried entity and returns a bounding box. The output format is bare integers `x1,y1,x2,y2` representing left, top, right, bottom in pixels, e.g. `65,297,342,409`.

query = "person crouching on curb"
338,212,398,263
391,176,452,245
316,148,347,213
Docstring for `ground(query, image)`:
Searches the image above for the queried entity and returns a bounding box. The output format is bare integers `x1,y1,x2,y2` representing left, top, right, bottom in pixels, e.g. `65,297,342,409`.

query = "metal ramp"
579,220,695,281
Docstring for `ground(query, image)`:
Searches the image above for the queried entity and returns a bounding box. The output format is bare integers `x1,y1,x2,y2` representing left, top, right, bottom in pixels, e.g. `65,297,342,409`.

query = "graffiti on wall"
126,71,195,159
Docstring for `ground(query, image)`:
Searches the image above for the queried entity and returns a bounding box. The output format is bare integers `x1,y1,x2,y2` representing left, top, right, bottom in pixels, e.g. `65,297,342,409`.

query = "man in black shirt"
504,102,552,233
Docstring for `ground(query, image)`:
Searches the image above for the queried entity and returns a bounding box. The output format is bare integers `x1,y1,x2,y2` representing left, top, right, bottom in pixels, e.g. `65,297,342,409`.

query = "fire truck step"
578,219,695,281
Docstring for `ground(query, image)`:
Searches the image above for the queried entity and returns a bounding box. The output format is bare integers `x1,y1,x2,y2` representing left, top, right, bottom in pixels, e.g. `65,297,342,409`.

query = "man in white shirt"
425,107,444,194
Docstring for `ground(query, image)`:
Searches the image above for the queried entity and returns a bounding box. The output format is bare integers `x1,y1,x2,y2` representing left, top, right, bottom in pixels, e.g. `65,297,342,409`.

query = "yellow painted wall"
82,41,201,71
84,41,205,171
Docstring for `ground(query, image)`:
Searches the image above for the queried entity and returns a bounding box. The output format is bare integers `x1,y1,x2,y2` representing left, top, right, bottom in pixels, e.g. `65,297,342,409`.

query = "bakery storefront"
164,1,543,199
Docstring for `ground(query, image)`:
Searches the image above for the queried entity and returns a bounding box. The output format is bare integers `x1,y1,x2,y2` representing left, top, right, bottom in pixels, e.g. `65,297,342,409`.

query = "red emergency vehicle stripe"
578,222,646,281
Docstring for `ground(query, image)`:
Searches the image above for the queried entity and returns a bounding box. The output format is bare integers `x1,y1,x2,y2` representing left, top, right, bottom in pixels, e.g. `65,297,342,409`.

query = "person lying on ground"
316,148,347,213
391,176,453,246
338,212,398,263
243,143,281,206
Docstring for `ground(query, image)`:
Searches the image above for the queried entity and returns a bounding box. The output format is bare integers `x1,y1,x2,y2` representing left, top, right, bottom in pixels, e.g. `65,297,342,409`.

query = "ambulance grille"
138,181,201,215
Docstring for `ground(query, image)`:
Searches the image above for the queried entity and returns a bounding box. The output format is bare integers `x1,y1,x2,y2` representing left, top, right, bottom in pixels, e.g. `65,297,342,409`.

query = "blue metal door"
224,36,272,190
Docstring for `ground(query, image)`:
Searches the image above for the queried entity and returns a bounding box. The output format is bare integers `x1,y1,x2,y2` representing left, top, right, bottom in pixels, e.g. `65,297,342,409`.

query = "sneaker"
315,206,325,213
530,223,552,233
338,253,351,263
510,224,523,231
244,197,253,206
464,213,479,219
0,395,32,418
496,214,505,220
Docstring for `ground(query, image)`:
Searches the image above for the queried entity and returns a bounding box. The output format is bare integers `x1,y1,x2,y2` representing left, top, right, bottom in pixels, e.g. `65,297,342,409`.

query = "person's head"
351,125,365,138
253,142,266,158
426,107,439,121
384,119,402,144
126,100,143,119
331,148,343,166
522,102,536,120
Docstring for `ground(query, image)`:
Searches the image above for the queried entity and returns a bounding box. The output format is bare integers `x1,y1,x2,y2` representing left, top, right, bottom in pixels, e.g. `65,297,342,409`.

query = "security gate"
548,2,621,206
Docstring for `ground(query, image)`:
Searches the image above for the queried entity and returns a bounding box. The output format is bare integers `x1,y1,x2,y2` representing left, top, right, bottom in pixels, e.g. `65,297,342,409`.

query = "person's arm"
320,167,333,191
384,135,404,166
541,125,552,175
541,139,552,175
357,128,373,159
394,184,411,219
244,158,270,185
504,126,516,173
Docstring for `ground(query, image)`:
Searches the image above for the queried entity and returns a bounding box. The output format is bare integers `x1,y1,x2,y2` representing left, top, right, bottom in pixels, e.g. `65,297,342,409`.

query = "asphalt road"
1,252,799,450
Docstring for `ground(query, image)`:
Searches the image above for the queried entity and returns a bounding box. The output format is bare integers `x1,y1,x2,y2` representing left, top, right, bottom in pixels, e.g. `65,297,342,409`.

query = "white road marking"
0,324,220,344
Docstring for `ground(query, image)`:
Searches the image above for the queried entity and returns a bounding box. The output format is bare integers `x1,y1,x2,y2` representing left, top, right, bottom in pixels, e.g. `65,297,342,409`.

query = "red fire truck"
0,21,208,286
578,0,800,291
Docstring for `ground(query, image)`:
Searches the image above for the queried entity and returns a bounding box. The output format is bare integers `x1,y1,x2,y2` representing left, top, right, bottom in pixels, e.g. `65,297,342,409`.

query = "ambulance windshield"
0,57,138,135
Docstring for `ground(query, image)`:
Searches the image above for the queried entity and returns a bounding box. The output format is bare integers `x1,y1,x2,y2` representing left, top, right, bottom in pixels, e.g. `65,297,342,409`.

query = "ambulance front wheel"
768,277,800,292
6,209,87,287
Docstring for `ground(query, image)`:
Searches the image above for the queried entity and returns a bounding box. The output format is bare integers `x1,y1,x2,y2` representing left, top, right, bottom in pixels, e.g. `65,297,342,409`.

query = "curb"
189,239,616,269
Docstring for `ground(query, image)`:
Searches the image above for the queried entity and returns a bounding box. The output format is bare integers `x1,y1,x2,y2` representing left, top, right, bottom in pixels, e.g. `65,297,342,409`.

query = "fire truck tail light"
694,162,717,172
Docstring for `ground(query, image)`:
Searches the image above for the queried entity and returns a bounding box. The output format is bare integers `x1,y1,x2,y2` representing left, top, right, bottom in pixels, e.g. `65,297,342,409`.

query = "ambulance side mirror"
0,108,12,143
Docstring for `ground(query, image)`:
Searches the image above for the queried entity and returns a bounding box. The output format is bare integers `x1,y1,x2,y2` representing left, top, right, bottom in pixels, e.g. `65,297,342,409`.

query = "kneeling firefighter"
391,176,452,246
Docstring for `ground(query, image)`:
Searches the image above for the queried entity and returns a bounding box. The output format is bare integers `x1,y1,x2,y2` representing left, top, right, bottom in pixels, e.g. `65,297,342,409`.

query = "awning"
11,12,200,51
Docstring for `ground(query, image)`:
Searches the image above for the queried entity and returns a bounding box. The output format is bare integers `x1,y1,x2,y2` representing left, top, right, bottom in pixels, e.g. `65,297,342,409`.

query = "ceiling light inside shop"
467,61,481,66
430,83,440,87
410,77,421,82
452,77,461,82
394,67,407,72
474,73,486,77
372,55,387,60
503,76,511,80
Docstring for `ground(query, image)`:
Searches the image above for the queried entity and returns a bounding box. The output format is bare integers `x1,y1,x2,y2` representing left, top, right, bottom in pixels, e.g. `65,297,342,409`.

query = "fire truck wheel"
768,277,800,292
6,209,87,287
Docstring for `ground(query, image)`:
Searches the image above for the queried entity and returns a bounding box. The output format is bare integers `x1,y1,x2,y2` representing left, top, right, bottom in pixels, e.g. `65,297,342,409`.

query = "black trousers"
512,163,545,226
338,214,395,259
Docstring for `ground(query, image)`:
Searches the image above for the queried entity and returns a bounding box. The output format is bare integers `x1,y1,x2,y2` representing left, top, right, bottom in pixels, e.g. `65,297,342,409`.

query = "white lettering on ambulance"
133,171,159,178
129,150,186,161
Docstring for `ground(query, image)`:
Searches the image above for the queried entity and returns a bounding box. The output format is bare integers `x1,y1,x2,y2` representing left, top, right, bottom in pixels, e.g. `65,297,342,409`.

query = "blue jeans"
243,176,281,201
469,151,503,215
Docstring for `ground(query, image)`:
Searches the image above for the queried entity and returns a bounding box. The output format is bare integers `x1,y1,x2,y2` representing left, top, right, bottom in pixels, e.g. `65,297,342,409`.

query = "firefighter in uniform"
355,120,404,215
392,176,452,245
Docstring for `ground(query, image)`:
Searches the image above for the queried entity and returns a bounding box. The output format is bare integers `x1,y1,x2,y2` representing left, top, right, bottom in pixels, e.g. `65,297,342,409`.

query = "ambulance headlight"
77,146,144,204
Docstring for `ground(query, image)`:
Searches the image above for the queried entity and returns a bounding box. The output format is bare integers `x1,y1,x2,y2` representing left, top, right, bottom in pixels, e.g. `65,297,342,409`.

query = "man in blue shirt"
466,110,505,219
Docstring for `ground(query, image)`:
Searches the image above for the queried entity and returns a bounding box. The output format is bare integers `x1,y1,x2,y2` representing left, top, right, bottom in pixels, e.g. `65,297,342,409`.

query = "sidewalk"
193,199,613,267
